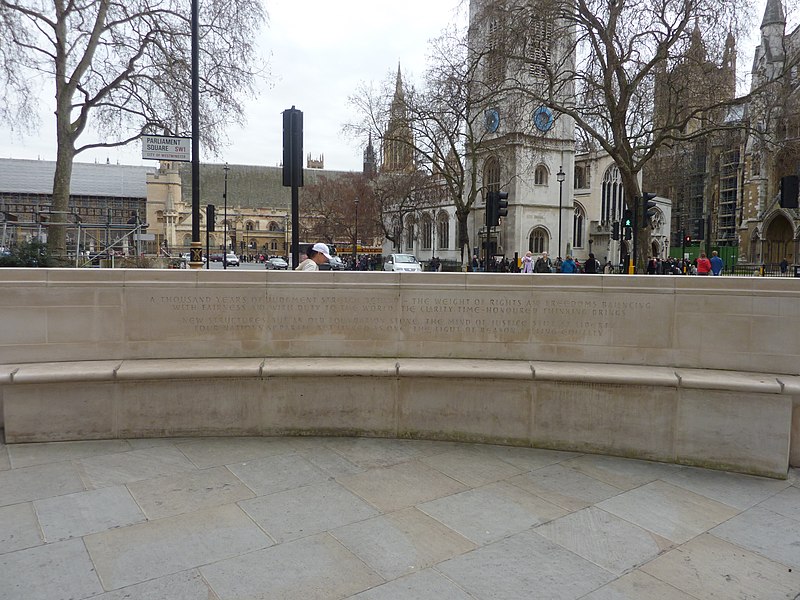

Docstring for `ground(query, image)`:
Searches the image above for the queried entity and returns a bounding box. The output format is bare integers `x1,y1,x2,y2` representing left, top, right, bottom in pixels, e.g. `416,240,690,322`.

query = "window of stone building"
269,221,280,231
405,215,416,250
573,205,585,248
574,165,590,189
526,14,553,80
422,214,433,249
530,227,549,254
535,164,548,185
486,18,506,83
437,213,450,249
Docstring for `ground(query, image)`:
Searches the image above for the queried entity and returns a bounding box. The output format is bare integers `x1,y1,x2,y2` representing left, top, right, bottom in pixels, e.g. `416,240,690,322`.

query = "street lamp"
557,166,565,259
223,163,229,270
353,197,360,265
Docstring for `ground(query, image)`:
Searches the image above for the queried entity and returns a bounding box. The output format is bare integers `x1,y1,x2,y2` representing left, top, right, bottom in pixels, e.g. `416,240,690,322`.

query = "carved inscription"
142,290,654,344
149,294,267,334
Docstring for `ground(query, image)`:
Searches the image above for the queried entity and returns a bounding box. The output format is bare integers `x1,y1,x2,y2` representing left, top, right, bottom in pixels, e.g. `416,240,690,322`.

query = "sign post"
141,135,191,162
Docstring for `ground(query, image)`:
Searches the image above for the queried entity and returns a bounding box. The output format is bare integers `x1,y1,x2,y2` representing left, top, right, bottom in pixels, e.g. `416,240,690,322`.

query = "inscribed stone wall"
0,270,798,375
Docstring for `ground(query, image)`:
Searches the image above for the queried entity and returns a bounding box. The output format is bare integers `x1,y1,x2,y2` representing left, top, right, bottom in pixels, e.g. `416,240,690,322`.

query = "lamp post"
222,163,229,270
353,197,359,266
557,166,565,259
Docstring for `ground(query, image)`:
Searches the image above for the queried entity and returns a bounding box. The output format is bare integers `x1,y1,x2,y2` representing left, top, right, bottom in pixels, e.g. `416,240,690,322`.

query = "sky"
0,0,789,173
0,0,464,172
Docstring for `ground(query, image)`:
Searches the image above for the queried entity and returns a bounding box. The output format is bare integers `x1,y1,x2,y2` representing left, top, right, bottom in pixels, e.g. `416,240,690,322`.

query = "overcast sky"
0,0,464,172
0,0,786,173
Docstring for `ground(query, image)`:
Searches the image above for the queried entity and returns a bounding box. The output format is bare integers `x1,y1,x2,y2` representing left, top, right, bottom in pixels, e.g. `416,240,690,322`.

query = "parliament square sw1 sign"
141,135,191,162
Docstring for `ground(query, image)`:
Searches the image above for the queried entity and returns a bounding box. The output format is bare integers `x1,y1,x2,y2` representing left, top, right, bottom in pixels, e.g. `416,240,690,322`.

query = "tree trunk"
48,123,76,262
456,209,470,268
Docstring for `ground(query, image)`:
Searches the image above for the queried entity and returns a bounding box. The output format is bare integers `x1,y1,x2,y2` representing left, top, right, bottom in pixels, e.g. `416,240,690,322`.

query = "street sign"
141,135,191,162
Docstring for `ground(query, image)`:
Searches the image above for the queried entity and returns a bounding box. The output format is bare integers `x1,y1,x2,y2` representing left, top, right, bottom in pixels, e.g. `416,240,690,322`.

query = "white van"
383,253,422,272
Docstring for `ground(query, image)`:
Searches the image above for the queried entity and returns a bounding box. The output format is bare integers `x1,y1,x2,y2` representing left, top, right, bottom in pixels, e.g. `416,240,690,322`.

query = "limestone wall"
0,269,798,374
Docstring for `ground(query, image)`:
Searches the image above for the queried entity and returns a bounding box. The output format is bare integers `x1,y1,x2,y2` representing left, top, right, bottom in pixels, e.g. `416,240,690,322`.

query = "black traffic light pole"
283,107,303,268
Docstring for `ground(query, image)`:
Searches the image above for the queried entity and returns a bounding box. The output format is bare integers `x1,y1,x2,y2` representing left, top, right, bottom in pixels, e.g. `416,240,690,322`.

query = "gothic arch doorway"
763,214,795,264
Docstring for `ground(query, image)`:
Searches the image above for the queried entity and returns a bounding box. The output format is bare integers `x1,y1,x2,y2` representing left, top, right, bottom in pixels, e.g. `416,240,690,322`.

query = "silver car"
383,253,422,272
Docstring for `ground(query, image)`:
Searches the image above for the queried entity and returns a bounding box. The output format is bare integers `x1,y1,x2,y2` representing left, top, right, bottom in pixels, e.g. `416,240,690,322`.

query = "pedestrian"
471,255,479,272
583,253,599,274
710,251,724,276
696,252,711,275
780,257,789,275
603,260,613,274
522,251,534,273
560,255,577,273
646,257,658,274
294,242,332,271
533,252,553,273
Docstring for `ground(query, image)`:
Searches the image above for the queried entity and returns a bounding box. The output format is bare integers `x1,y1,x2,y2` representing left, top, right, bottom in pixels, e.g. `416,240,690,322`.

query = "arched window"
484,157,501,192
574,165,590,189
534,165,548,185
268,221,281,232
437,213,450,249
270,240,278,251
182,234,192,247
405,215,416,250
421,214,433,249
601,165,625,224
246,221,255,232
529,228,549,254
573,205,585,248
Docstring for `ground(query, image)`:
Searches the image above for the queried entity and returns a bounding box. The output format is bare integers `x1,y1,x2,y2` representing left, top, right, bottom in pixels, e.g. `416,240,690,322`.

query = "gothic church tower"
467,0,576,260
381,65,415,173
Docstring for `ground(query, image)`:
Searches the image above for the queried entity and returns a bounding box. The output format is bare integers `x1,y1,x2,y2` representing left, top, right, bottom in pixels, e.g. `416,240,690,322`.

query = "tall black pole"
223,164,229,270
557,166,565,260
353,197,359,264
189,0,201,268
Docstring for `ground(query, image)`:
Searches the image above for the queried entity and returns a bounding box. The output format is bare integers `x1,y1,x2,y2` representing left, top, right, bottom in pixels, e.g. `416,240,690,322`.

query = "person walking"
521,251,534,273
710,251,724,276
696,252,712,275
583,253,599,274
294,242,332,271
560,255,577,273
533,252,553,273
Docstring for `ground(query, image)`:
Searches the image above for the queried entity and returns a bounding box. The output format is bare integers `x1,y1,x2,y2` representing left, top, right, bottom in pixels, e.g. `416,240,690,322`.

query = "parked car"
265,257,288,270
328,255,345,270
383,253,422,272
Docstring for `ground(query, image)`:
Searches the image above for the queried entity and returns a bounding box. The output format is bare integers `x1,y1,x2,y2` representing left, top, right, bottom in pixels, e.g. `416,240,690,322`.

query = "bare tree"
477,0,769,267
346,20,509,265
0,0,266,259
301,173,380,249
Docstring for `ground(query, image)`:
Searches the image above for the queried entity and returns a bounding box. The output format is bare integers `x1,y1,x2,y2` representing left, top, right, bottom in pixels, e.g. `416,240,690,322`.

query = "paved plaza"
1,433,800,599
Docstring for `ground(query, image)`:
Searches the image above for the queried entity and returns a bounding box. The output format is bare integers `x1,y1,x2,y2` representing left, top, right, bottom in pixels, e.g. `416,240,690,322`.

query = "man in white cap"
295,242,332,271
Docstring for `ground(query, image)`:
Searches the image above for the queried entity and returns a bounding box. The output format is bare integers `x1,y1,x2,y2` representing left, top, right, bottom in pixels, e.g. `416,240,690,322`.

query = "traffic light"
207,204,216,232
622,209,633,229
494,191,509,226
282,106,304,188
693,218,705,240
485,191,496,229
622,209,632,240
642,192,657,228
611,221,620,240
683,234,691,245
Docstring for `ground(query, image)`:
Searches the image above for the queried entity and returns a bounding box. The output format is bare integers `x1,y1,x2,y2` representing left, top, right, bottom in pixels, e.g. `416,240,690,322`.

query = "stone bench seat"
1,358,796,479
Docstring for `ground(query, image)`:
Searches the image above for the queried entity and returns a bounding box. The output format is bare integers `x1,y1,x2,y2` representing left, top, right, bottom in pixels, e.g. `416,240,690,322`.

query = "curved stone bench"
2,358,797,479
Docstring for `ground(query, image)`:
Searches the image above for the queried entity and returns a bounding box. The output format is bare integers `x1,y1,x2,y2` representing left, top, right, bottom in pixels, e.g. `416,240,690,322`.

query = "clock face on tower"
533,106,554,132
484,108,500,133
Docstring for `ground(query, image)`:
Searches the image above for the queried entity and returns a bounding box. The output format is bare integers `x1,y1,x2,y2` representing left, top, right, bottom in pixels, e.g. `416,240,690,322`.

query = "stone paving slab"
0,502,42,555
0,435,797,600
34,485,145,542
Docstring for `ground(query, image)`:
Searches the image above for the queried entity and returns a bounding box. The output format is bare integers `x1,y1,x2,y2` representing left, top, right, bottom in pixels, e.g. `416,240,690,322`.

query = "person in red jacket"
696,252,712,275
